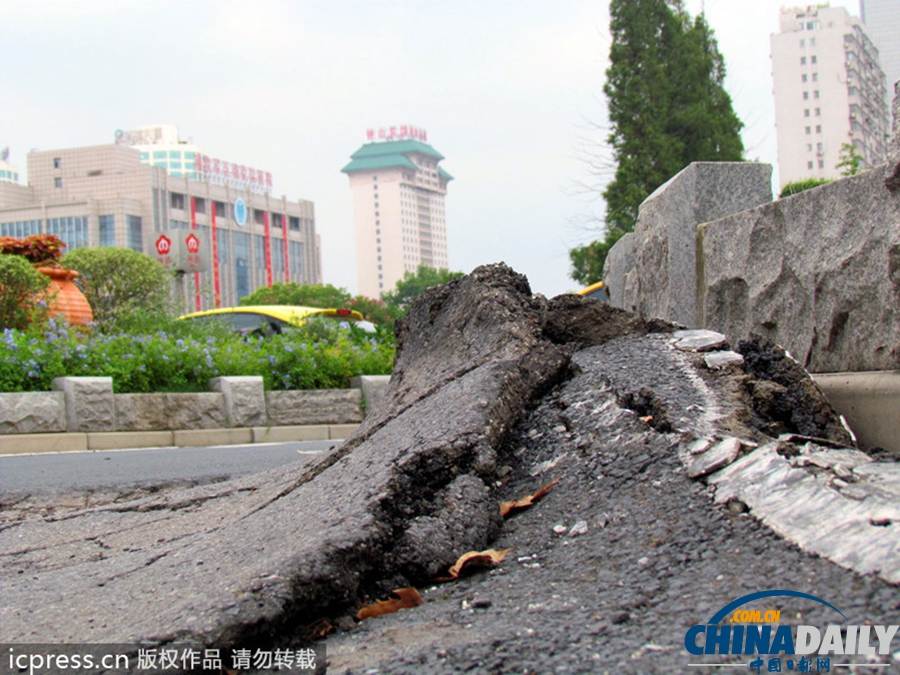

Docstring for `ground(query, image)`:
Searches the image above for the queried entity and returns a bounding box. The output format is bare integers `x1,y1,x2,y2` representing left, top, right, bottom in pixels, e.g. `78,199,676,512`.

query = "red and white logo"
155,235,171,256
185,233,200,254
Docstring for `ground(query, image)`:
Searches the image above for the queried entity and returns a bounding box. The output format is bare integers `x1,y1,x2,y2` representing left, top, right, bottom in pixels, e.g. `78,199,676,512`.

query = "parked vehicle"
577,281,609,303
178,305,373,336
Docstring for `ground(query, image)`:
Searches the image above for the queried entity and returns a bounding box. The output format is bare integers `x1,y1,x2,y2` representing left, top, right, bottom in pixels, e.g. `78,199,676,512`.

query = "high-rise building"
0,141,321,310
860,0,900,125
771,4,891,187
0,147,19,185
342,127,452,298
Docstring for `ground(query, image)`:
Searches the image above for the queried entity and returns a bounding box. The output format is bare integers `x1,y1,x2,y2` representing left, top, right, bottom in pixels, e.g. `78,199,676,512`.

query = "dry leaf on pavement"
356,587,425,621
499,479,559,517
431,548,513,583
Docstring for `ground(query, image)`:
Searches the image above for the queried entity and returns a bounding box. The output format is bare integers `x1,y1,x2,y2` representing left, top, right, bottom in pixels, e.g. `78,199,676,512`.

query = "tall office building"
860,0,900,125
342,126,452,298
771,4,891,187
0,147,20,185
0,140,321,310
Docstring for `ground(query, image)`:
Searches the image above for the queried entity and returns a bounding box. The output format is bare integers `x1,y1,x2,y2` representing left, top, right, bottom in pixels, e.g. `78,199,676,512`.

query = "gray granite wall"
616,162,773,327
604,91,900,373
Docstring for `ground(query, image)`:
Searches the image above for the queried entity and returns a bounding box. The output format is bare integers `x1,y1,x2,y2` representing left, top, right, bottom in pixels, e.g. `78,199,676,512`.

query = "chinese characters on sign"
366,125,428,143
115,127,164,146
748,656,831,673
155,234,173,267
193,154,272,195
135,647,318,671
153,232,207,273
185,233,201,270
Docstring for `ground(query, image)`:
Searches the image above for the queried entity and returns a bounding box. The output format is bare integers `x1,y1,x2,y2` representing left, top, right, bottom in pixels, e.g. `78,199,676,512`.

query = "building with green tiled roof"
342,136,452,298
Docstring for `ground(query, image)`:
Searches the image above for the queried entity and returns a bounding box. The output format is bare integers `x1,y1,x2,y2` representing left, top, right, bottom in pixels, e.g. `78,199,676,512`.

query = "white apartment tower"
342,131,452,298
771,4,891,187
860,0,900,125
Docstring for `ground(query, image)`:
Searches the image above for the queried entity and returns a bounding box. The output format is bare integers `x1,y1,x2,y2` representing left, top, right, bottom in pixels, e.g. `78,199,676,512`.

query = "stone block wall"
624,162,773,329
605,157,900,373
0,375,391,436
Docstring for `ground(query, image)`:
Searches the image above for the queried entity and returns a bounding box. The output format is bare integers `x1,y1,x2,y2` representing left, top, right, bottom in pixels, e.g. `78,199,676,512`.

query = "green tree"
381,264,464,314
836,142,864,176
0,255,50,331
345,295,398,326
239,282,352,309
62,247,173,330
570,238,618,288
570,0,745,284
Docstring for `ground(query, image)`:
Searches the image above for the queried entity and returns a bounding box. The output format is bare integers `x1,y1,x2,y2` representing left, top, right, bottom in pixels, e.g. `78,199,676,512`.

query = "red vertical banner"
264,210,273,287
211,201,221,308
282,214,290,284
191,197,201,311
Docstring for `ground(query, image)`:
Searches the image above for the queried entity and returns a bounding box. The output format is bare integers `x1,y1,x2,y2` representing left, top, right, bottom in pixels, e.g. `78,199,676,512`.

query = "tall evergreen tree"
569,0,744,286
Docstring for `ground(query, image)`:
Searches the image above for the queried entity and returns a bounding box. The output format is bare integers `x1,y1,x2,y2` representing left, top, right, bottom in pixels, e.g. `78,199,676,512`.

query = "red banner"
211,202,220,308
191,197,201,311
264,211,273,287
283,215,290,284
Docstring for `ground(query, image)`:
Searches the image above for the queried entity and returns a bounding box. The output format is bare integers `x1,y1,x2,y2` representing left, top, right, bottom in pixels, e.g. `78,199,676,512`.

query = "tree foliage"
569,237,619,288
381,265,464,314
62,247,173,330
0,255,50,331
836,142,864,176
240,282,352,309
570,0,745,284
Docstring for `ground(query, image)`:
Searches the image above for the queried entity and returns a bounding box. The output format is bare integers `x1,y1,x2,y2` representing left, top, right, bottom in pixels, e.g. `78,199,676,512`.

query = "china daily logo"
684,590,898,673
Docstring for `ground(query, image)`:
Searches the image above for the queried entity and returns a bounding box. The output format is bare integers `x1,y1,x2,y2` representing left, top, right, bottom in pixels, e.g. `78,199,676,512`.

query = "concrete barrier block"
0,432,88,455
602,232,636,310
252,425,331,443
87,431,175,451
115,393,227,431
631,162,773,327
266,389,363,426
52,377,115,432
701,170,900,372
210,376,266,427
350,375,392,418
173,428,254,447
0,391,66,434
813,371,900,456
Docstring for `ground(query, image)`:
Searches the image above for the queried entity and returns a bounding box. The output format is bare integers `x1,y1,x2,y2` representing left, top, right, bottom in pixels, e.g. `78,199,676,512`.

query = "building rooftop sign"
115,126,178,146
366,125,428,143
193,154,272,195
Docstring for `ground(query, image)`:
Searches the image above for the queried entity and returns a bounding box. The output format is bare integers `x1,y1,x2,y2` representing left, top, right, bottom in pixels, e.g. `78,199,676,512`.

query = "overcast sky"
2,0,864,298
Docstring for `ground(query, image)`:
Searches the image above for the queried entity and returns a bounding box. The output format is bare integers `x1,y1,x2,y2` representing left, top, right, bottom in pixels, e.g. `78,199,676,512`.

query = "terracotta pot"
36,267,94,326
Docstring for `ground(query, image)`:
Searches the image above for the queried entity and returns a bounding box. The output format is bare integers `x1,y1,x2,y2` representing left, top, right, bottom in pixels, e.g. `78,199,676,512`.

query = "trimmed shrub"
0,316,395,393
61,247,174,330
0,255,50,331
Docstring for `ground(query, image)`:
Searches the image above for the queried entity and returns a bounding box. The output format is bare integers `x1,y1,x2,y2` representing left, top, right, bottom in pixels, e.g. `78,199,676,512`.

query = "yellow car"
178,305,371,336
577,281,609,303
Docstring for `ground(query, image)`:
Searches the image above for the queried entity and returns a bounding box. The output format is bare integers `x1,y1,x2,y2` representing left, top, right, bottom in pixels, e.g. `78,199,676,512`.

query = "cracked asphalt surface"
3,264,898,675
323,338,900,674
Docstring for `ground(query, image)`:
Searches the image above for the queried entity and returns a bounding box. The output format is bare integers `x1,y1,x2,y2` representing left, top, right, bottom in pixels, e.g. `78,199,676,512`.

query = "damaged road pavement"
3,263,900,674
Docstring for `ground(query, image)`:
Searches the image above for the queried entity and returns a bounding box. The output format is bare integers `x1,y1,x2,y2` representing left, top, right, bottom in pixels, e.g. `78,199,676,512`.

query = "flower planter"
36,267,93,326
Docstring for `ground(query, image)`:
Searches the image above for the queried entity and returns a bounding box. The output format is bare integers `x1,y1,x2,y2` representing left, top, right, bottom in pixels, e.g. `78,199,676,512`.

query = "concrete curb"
0,424,360,455
812,371,900,455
